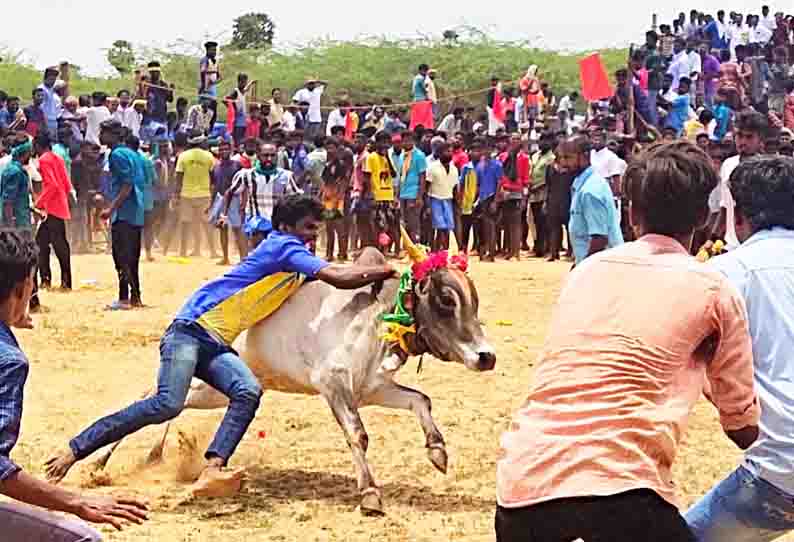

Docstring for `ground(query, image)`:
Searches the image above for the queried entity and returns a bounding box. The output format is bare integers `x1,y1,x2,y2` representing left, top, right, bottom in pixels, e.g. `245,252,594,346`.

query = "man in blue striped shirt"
686,156,794,541
0,231,148,540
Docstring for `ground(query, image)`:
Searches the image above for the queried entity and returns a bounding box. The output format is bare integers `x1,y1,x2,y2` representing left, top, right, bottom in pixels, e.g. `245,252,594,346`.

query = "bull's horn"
401,225,428,263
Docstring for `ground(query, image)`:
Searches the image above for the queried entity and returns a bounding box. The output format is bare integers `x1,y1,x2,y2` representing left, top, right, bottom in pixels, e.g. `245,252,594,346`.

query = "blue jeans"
685,466,794,542
70,320,262,463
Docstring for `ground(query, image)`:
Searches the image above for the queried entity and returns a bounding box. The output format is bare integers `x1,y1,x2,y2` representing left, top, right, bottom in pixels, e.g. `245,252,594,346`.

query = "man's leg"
202,198,218,259
0,502,102,542
191,350,262,496
685,466,794,542
50,217,72,289
36,217,53,288
219,226,230,264
110,222,130,303
129,226,143,306
232,228,248,261
143,210,155,260
46,322,201,482
325,218,337,261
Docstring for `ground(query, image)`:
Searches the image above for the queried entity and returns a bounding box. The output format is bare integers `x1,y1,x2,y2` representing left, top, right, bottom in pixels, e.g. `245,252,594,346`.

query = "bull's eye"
436,288,457,316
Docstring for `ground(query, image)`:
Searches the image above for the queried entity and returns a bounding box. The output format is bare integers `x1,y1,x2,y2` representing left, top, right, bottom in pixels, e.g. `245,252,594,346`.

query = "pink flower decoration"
412,251,449,282
450,253,469,273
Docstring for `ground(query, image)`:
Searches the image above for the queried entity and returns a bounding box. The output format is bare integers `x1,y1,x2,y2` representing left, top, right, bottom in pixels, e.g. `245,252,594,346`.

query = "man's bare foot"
190,466,246,498
45,448,78,483
218,259,231,266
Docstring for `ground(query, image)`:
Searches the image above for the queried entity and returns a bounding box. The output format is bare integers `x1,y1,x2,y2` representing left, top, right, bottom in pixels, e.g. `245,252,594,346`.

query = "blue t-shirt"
135,151,156,212
0,161,31,229
665,94,691,136
109,146,145,226
569,167,624,264
175,231,330,344
394,148,428,200
476,158,504,202
413,75,428,102
713,104,732,142
704,21,729,51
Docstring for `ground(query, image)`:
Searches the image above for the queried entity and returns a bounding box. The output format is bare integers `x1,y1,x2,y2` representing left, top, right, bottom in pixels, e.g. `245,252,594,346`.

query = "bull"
98,235,495,515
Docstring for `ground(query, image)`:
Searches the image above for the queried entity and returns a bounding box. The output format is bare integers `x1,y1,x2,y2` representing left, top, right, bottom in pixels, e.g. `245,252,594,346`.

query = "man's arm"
2,471,148,531
587,235,609,257
101,183,132,219
702,280,760,450
581,192,612,258
316,264,397,290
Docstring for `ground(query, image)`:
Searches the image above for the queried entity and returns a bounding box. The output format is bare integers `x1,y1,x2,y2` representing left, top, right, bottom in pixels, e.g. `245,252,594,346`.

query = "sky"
2,1,779,75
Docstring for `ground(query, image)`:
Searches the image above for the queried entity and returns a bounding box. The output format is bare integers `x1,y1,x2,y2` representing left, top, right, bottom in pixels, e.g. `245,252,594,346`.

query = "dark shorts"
495,489,695,542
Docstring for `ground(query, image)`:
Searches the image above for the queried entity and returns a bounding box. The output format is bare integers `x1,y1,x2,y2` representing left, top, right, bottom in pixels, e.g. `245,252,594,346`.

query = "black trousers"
111,221,142,303
36,216,72,289
530,201,547,256
495,489,695,542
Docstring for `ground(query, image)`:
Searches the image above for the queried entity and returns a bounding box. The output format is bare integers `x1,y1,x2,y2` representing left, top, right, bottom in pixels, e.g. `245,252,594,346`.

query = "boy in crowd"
210,140,246,265
427,142,458,251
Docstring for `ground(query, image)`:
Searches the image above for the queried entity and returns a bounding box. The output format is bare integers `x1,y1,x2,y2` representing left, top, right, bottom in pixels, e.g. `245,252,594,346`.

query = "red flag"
579,53,615,102
492,85,506,122
344,110,356,141
410,100,434,130
225,99,236,138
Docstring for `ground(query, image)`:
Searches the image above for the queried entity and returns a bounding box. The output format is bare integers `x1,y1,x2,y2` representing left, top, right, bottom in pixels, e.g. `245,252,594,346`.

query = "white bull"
108,248,496,514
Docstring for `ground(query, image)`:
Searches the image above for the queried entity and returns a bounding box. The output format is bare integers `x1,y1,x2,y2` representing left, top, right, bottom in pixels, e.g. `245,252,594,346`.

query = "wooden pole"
59,61,70,98
652,13,658,32
626,51,635,136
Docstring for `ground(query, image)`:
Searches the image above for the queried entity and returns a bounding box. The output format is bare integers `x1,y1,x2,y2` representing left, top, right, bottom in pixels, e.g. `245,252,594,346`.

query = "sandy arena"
9,253,784,542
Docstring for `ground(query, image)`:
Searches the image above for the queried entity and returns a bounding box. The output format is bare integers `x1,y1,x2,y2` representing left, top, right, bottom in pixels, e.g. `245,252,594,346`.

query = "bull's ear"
415,276,432,298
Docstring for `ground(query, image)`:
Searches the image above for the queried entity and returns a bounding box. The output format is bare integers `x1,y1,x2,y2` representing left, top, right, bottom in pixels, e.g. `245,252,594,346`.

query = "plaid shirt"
230,167,300,222
0,321,27,482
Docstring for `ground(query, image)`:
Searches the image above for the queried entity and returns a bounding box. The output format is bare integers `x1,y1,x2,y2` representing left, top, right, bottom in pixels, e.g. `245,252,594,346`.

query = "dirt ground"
8,252,782,542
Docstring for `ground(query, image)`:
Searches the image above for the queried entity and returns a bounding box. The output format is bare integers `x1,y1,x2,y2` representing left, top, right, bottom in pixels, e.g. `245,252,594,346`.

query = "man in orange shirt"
33,133,73,291
496,142,760,542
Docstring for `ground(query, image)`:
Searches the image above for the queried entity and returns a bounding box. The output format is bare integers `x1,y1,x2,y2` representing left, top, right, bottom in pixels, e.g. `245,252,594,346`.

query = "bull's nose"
477,351,496,371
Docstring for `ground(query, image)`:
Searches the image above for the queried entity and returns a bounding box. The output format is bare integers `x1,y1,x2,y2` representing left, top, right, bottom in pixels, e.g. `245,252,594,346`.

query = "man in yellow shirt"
363,131,399,255
175,133,217,259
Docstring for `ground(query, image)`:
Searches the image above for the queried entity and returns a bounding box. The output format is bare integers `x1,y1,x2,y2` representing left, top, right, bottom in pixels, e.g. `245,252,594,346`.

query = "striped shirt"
0,321,28,482
230,167,299,222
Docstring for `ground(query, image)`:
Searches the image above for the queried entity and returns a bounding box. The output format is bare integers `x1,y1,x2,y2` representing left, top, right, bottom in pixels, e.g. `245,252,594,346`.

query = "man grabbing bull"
46,195,397,497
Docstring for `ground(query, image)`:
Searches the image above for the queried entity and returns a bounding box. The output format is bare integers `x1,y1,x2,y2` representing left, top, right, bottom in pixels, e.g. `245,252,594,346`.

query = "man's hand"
217,214,228,228
100,209,111,221
71,494,149,531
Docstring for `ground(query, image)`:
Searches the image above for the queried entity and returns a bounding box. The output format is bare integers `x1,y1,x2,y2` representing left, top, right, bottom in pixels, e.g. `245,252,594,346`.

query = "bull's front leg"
324,391,383,516
365,383,448,475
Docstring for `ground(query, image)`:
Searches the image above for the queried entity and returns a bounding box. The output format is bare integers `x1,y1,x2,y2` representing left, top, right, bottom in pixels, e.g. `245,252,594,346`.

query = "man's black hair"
731,156,794,232
43,67,59,78
272,194,324,231
374,131,391,144
33,132,51,150
735,110,768,135
117,89,130,98
91,91,107,102
313,135,326,148
0,231,38,304
329,125,345,137
126,134,141,152
418,64,429,72
0,90,7,103
570,91,579,99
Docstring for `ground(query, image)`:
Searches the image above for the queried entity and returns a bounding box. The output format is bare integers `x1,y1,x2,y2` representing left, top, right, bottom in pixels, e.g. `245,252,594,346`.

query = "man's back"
711,228,794,495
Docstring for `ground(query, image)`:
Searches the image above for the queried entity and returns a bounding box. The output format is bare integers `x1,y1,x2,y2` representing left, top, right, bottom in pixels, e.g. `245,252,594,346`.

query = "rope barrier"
137,76,524,112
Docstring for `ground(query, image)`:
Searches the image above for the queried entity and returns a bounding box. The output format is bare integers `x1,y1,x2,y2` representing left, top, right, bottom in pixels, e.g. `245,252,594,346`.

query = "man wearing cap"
142,61,174,143
99,120,146,310
292,78,327,141
37,67,62,137
199,42,222,128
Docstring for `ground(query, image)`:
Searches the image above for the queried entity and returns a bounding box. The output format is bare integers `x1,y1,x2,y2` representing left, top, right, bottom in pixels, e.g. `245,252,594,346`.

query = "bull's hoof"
359,488,385,517
427,445,448,474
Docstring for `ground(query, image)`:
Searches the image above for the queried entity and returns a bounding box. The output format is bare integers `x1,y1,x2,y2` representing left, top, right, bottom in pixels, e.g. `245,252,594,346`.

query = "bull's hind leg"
145,382,230,464
324,391,383,516
365,383,448,474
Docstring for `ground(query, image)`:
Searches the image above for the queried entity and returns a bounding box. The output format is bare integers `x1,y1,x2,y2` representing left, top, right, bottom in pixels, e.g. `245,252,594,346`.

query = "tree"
107,40,136,76
230,13,276,50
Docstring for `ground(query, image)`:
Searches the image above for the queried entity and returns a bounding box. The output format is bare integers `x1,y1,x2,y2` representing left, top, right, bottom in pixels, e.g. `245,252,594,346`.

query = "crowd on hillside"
1,5,794,312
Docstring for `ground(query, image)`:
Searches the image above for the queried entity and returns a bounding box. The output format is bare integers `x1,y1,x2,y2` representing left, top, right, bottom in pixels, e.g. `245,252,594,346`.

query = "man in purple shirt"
700,44,722,108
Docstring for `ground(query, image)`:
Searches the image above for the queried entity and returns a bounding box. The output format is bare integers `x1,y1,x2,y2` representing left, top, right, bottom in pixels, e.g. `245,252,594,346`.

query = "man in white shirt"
325,102,346,137
426,69,439,120
437,107,464,136
292,78,327,141
84,92,111,146
750,15,773,45
589,128,626,204
761,5,777,33
685,39,702,95
709,110,766,250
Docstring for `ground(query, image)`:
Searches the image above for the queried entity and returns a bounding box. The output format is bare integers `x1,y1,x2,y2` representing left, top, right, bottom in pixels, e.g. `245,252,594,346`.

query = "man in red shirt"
33,133,73,290
499,133,531,261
